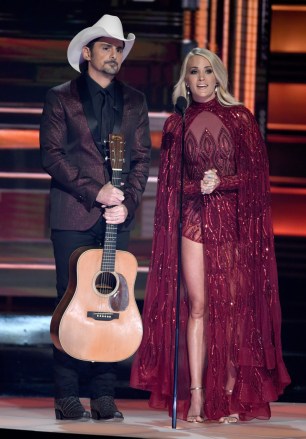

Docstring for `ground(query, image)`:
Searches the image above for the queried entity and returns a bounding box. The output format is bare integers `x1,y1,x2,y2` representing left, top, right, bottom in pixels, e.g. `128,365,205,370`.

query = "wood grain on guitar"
50,134,143,362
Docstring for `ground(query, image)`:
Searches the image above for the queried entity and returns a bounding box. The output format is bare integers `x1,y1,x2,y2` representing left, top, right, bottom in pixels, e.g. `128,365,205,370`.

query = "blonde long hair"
172,48,242,107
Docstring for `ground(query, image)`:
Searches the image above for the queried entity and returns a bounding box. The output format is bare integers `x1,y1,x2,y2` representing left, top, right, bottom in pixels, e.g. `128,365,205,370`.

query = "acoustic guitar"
50,134,143,362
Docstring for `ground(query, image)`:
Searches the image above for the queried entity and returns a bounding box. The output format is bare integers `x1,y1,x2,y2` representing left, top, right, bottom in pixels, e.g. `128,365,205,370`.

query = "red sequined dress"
130,98,290,421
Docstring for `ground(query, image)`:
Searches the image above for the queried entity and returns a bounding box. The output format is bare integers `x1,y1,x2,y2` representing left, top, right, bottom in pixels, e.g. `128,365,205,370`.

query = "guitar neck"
111,168,122,190
102,223,117,271
101,134,124,272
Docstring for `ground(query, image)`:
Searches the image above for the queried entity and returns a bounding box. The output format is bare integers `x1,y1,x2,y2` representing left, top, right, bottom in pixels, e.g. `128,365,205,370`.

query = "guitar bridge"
87,311,119,321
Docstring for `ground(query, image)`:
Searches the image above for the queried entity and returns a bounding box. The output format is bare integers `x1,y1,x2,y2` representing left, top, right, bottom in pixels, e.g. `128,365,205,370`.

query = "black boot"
55,396,90,420
90,396,124,421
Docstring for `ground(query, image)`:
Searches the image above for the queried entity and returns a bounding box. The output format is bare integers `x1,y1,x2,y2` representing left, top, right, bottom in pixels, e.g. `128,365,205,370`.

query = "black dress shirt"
85,73,116,180
85,72,115,149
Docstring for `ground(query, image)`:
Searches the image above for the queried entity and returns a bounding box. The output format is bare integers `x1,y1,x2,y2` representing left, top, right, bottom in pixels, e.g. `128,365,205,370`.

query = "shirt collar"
85,72,115,99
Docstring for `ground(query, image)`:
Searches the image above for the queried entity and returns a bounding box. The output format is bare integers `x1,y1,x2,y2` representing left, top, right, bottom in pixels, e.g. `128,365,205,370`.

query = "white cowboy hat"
67,14,136,72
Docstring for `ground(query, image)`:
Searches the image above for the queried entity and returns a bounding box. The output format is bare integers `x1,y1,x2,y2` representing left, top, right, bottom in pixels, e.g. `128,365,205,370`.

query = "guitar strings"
100,167,121,297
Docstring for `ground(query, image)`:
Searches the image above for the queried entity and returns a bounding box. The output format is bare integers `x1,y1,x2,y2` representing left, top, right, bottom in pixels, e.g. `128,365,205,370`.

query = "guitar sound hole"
95,271,118,296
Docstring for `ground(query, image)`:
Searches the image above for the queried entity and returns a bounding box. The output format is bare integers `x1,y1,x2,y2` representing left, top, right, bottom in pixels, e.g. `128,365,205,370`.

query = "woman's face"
185,55,217,103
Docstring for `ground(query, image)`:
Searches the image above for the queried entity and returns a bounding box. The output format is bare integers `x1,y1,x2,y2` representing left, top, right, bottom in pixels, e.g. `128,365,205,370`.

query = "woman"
130,48,290,423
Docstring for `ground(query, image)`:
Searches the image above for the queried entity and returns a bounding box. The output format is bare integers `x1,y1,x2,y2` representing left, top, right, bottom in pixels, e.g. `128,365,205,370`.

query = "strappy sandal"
218,389,239,424
218,414,239,424
187,386,204,423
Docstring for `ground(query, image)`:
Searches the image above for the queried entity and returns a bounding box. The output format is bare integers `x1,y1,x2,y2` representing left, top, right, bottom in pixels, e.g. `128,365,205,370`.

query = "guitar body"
50,246,143,362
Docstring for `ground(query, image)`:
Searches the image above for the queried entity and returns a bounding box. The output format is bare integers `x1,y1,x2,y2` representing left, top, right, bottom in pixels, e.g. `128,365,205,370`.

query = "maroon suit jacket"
40,75,151,232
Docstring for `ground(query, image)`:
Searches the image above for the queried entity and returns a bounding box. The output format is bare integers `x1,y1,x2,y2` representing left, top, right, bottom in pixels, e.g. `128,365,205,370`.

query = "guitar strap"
112,80,124,135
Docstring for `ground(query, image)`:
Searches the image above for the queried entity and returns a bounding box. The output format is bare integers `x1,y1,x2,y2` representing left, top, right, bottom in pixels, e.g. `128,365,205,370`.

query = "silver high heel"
187,386,204,423
218,389,239,424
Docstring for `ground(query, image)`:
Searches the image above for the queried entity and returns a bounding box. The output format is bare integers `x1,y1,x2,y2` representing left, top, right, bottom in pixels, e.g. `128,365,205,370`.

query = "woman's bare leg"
181,237,207,422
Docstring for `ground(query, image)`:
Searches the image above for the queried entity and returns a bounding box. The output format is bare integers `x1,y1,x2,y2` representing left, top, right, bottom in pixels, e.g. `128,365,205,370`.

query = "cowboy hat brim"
67,17,135,72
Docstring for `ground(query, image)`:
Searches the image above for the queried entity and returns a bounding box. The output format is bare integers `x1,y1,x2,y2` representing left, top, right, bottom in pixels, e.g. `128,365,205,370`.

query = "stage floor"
0,398,305,439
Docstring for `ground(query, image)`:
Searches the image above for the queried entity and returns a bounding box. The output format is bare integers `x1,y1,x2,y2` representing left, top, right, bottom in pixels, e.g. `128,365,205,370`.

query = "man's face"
83,37,124,77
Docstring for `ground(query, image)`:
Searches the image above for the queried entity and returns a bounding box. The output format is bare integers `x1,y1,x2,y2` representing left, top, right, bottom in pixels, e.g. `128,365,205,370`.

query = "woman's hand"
201,169,220,194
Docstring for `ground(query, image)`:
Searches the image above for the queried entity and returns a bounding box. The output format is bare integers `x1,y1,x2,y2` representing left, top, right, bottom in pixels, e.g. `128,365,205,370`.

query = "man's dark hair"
79,38,100,73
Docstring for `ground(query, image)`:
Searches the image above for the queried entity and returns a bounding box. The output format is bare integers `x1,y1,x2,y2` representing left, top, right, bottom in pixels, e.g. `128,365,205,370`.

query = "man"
40,14,151,421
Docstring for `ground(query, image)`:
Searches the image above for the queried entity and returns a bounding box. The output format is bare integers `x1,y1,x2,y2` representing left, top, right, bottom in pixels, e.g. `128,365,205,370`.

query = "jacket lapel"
76,75,104,155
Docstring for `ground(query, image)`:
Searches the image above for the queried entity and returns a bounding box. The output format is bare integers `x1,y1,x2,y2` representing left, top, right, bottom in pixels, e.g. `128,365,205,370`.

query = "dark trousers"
51,215,130,399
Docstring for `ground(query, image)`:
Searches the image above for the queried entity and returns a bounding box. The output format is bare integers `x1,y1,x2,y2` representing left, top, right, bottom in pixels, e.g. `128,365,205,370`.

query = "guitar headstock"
109,134,125,171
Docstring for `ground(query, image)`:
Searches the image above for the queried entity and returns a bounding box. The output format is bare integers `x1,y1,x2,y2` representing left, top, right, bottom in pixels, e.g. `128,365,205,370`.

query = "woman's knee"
189,301,206,319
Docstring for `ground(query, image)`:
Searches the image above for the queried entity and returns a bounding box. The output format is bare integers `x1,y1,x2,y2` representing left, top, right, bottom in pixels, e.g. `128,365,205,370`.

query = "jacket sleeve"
40,87,105,211
121,93,152,221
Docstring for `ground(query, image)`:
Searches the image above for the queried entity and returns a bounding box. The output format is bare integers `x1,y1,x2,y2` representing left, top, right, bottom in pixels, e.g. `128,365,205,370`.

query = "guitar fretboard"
101,135,124,272
102,223,118,271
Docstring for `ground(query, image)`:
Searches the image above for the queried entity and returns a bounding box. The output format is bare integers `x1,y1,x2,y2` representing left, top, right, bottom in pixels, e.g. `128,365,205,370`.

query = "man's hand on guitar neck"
96,182,124,206
103,204,128,224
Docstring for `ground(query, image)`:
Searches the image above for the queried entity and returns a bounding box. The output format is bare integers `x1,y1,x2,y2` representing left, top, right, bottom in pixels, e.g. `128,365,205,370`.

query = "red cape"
131,99,290,421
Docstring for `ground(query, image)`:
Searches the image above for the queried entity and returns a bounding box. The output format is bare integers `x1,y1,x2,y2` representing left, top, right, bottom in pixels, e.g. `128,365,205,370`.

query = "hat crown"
93,14,124,39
